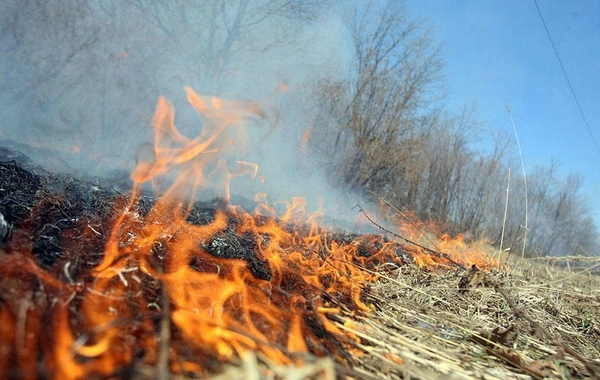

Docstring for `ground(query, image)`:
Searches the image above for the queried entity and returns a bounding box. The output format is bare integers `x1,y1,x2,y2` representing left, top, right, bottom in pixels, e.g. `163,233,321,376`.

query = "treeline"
308,2,599,257
1,0,597,256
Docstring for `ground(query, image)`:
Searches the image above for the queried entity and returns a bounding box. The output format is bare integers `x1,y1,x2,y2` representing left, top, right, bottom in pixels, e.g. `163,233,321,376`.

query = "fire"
377,207,497,269
60,86,400,377
0,86,496,379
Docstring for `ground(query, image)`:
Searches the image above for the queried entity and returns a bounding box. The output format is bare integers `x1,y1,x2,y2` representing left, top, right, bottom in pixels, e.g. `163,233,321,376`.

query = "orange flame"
0,86,496,379
378,207,497,269
52,87,402,377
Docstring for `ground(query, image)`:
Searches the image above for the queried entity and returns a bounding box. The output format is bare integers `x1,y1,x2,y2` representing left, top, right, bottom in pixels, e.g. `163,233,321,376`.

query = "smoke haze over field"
1,1,598,254
0,1,367,224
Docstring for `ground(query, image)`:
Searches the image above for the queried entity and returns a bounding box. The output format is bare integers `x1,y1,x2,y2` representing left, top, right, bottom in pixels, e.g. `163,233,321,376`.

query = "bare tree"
116,0,328,93
453,132,511,237
312,0,443,197
310,1,599,256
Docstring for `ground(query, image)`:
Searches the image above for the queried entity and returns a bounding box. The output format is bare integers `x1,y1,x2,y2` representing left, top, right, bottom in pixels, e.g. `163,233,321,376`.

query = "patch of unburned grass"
337,254,600,379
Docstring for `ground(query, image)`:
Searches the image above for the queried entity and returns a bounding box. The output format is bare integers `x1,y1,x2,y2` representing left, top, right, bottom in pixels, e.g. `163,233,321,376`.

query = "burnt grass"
0,153,259,278
0,147,412,378
0,151,399,282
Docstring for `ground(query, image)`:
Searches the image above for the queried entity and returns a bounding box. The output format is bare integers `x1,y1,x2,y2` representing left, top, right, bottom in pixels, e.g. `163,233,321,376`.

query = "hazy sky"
406,1,600,223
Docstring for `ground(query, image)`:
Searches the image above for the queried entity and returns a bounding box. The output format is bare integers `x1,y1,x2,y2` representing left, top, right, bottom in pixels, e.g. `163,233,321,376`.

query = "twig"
354,204,465,270
499,168,510,261
369,191,443,254
156,282,171,380
528,255,600,263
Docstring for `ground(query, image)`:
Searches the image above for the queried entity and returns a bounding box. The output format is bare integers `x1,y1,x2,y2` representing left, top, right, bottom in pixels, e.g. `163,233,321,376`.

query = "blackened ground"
1,146,409,280
0,156,41,228
0,152,119,269
0,146,416,378
0,147,269,277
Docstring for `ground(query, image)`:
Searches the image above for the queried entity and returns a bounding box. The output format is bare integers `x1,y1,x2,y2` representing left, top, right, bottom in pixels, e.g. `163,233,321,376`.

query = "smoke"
0,1,370,229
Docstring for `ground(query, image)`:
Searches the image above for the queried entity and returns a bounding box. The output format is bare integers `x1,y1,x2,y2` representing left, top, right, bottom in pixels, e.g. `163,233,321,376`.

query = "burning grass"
0,88,599,379
0,152,464,379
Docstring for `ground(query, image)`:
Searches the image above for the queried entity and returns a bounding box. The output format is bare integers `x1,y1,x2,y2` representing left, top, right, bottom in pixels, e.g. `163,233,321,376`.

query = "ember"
0,88,494,379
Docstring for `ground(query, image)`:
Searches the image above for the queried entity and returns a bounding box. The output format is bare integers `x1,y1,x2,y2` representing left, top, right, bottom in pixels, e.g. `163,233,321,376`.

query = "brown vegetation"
309,2,599,258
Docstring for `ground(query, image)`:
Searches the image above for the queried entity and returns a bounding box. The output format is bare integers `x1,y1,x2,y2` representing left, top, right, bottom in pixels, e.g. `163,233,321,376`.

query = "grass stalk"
498,168,510,263
506,105,529,257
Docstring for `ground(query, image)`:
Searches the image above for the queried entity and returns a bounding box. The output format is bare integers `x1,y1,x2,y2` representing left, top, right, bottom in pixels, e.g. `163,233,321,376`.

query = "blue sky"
406,1,600,223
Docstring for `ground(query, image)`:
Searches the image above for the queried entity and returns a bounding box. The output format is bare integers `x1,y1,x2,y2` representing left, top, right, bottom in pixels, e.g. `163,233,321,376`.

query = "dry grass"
345,255,600,379
201,252,600,379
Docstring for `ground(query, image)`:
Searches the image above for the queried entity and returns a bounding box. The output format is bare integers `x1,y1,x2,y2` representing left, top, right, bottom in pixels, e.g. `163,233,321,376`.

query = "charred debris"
0,147,413,279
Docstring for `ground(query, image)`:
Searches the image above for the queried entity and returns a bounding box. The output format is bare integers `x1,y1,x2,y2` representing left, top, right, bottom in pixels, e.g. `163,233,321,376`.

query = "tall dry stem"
506,105,528,257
